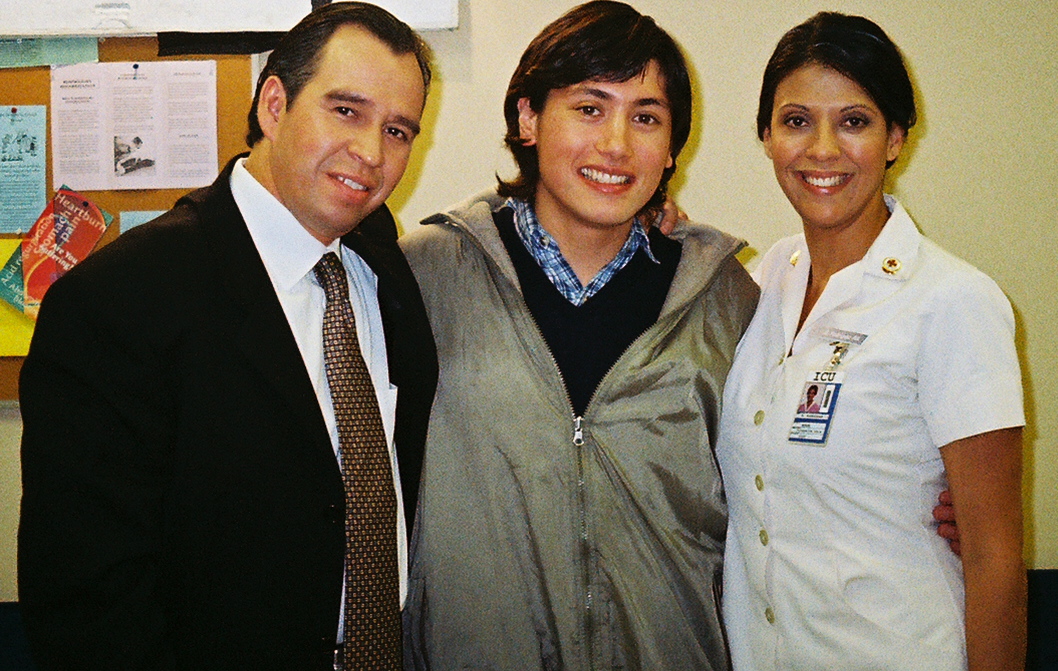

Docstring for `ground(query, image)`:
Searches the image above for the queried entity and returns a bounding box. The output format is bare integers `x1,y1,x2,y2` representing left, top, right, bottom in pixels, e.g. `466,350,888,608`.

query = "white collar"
858,195,922,281
230,158,341,291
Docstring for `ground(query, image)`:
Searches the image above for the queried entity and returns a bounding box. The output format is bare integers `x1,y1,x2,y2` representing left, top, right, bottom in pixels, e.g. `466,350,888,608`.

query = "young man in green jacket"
400,3,759,669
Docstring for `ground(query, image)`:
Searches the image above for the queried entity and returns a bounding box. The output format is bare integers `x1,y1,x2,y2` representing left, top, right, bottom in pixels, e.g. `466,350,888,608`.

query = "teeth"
581,167,630,185
339,176,368,191
804,174,846,188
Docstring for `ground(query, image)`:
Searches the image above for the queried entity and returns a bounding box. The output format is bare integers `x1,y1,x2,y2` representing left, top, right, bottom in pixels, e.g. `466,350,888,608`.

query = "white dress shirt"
717,197,1024,670
229,159,407,629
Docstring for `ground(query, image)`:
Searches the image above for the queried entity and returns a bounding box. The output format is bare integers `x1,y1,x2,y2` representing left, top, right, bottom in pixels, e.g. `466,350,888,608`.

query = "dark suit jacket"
17,157,438,670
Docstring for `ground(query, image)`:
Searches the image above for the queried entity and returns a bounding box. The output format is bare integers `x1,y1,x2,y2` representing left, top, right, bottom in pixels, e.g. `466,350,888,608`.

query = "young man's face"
517,60,674,240
255,25,425,245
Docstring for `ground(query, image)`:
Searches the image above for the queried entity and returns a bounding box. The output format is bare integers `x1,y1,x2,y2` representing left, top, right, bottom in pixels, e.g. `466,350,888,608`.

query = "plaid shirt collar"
506,197,659,306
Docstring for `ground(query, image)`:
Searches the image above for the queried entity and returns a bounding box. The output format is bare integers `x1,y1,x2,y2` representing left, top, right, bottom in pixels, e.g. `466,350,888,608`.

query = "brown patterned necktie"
313,252,401,670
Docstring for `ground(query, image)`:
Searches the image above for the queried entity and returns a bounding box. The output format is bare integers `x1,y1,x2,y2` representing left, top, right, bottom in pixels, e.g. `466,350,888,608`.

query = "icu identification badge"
788,370,844,445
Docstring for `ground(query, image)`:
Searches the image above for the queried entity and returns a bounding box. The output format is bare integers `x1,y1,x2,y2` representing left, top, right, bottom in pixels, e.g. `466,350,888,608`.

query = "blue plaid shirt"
507,198,659,306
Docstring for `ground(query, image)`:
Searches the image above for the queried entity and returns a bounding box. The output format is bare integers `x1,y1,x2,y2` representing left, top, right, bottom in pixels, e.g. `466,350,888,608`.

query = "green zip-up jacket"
401,190,759,671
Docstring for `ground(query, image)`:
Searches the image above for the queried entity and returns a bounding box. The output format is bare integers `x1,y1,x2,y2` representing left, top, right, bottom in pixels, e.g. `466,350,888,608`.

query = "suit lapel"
192,158,336,466
189,168,434,526
342,205,407,323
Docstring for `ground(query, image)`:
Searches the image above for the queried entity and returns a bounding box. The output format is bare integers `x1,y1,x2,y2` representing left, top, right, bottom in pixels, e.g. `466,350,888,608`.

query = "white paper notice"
51,60,218,191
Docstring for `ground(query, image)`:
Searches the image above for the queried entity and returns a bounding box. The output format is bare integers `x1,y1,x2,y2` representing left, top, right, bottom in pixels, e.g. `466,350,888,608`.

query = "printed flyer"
20,186,112,318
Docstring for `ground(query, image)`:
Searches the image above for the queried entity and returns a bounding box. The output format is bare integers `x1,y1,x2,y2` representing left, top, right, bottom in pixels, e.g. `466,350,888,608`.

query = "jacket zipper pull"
572,415,584,446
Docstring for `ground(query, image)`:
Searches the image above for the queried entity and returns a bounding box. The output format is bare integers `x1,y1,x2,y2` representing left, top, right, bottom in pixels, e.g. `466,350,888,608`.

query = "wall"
1,0,1055,600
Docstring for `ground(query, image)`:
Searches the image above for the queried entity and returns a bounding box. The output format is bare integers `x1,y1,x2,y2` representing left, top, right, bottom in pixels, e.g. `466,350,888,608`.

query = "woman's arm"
939,426,1026,671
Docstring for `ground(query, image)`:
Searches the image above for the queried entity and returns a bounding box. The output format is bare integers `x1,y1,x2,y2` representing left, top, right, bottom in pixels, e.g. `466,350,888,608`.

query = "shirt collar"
505,197,659,305
507,197,659,266
782,195,922,283
230,158,341,291
859,194,922,281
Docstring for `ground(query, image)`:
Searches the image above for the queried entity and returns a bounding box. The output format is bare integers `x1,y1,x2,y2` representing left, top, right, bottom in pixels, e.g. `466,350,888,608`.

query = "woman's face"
763,63,905,236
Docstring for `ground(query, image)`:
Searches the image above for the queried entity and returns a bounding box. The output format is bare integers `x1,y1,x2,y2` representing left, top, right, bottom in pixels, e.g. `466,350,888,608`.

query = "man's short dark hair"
497,0,692,212
246,1,432,147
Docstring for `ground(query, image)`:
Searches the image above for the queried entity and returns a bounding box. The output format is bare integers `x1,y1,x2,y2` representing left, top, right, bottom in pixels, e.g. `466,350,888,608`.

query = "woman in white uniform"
716,12,1026,671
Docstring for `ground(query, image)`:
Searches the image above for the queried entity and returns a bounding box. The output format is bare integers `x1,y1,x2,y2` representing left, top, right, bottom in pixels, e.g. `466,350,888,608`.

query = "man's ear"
257,75,288,142
517,97,538,147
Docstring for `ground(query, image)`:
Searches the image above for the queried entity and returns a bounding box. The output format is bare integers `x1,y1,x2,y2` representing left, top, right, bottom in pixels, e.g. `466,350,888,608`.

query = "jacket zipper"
571,413,593,668
564,304,697,671
443,214,600,667
525,293,693,671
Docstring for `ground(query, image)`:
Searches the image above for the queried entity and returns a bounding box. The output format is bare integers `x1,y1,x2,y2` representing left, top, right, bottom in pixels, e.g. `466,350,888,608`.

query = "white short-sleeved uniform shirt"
716,197,1024,671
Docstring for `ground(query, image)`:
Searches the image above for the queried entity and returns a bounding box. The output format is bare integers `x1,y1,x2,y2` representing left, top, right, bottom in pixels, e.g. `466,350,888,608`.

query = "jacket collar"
422,188,748,319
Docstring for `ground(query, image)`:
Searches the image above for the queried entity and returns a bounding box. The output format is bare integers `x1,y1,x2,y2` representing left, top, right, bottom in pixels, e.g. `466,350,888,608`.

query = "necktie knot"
314,251,350,304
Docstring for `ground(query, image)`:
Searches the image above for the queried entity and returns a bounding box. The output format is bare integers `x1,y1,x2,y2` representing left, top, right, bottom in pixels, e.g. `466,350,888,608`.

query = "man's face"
256,25,425,244
517,60,673,241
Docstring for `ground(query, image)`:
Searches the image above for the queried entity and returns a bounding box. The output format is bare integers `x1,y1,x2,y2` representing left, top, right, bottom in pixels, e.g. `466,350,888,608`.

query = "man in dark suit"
17,3,437,670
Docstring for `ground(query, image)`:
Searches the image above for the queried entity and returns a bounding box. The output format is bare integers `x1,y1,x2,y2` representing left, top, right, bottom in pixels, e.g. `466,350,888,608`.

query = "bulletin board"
0,35,253,399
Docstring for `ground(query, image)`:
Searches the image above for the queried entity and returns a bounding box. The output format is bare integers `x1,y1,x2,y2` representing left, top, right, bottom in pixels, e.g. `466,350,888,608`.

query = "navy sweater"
495,207,681,416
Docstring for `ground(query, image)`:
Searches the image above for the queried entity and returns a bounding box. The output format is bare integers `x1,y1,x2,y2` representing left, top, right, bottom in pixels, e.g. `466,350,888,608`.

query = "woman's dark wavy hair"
757,11,916,168
497,0,692,211
246,1,431,147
